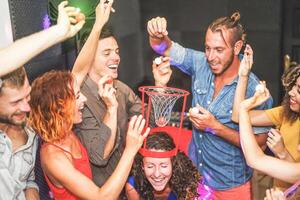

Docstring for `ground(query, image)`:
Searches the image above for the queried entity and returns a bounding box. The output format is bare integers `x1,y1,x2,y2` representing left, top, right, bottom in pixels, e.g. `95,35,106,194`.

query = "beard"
0,112,27,127
213,51,234,76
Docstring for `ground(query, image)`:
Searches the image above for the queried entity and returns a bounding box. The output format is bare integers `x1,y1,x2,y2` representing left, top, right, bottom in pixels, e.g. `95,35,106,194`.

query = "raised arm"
72,0,114,87
239,90,300,184
147,17,172,56
0,1,84,77
43,115,150,200
231,45,273,126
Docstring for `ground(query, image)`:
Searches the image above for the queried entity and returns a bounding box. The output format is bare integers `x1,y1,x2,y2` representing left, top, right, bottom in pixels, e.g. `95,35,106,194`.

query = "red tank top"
42,134,92,200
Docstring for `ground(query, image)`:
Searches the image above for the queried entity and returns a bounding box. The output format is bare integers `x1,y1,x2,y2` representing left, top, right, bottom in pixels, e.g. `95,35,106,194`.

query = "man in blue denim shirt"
147,12,272,199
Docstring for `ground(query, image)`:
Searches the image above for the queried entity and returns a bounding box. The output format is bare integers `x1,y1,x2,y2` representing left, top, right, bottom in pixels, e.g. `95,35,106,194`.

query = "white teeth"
108,64,118,69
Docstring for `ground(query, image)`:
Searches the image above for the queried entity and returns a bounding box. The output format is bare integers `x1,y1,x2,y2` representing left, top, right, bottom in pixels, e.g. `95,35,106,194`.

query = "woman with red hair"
29,0,149,199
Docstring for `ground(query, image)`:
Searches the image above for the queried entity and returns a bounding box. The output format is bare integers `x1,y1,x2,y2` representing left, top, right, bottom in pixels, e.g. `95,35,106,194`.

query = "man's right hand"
147,17,168,39
97,75,118,108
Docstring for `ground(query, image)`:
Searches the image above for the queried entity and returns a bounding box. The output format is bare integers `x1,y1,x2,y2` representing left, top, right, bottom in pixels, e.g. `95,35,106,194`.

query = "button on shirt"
169,42,273,190
0,127,38,200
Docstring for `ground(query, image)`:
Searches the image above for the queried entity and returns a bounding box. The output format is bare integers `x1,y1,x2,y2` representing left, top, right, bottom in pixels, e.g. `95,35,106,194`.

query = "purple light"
153,41,169,55
205,127,216,135
42,14,51,29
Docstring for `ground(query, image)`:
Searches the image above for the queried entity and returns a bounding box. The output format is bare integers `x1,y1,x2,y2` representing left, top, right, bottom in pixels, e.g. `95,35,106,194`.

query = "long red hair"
29,70,75,143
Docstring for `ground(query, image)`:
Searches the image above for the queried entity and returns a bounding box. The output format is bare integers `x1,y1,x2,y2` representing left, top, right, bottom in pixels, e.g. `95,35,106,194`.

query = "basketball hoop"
139,86,189,127
138,86,190,158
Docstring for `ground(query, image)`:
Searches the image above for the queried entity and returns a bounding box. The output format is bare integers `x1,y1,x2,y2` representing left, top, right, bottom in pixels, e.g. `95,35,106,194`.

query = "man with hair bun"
147,12,273,199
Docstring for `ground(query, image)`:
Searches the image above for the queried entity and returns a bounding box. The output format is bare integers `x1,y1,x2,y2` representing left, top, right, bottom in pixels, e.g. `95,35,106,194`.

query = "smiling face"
91,36,120,79
143,154,172,192
205,28,235,76
0,77,31,126
288,76,300,113
73,80,87,124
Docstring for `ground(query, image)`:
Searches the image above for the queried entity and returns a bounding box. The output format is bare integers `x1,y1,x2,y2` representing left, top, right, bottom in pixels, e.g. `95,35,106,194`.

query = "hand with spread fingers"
267,129,287,159
126,115,150,154
97,75,118,108
264,188,286,200
152,56,172,87
239,44,253,77
56,1,85,39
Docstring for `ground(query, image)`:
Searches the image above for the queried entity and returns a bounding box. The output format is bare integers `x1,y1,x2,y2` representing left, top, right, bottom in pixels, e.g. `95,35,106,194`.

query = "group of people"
0,0,299,199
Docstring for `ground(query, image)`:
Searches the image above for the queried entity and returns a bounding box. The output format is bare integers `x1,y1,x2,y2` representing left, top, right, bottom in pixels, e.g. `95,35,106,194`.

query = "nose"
20,100,31,113
153,167,161,178
111,51,120,62
206,50,216,62
288,85,296,97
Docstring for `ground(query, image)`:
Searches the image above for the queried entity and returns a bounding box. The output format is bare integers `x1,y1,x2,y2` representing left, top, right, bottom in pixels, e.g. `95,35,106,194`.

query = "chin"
290,106,300,113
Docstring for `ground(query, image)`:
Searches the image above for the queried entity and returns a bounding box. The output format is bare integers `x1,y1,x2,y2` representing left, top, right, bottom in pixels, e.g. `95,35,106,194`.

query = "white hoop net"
141,87,189,127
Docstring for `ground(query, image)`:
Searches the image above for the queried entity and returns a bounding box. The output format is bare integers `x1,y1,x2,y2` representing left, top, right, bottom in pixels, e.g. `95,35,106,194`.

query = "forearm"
0,25,66,77
98,148,136,199
24,188,39,200
102,107,118,159
232,75,249,122
213,120,267,148
72,23,103,86
276,148,295,162
213,122,241,147
149,35,172,56
239,107,265,168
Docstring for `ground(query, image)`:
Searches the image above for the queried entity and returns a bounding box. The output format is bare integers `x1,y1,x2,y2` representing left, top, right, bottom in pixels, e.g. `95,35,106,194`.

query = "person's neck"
0,122,23,135
153,185,171,199
88,68,101,84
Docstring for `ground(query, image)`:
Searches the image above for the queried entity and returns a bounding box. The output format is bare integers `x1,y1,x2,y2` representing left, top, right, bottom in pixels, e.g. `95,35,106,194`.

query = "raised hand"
239,44,253,77
56,1,85,39
152,56,172,87
126,115,150,154
97,75,118,108
240,81,271,111
147,17,168,39
95,0,115,29
267,129,287,158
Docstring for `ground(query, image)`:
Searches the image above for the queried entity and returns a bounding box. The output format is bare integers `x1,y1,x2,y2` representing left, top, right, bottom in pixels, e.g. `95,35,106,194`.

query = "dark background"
7,0,300,107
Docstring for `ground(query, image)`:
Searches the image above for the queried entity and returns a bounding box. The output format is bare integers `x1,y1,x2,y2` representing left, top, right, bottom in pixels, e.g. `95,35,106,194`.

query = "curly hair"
29,70,75,143
208,11,246,47
131,132,201,199
281,63,300,123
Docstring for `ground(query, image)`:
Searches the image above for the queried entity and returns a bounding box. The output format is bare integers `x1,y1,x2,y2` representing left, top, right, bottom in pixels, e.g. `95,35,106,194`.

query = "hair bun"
230,12,241,22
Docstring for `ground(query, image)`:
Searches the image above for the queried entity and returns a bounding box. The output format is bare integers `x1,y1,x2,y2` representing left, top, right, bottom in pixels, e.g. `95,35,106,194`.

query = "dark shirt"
73,76,142,186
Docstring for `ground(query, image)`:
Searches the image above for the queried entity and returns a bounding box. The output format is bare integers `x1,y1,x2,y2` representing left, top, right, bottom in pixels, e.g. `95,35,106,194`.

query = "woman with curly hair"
231,45,300,191
125,132,201,200
29,0,150,199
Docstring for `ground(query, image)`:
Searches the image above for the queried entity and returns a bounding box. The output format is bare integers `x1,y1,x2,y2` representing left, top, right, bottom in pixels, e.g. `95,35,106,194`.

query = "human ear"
234,40,244,55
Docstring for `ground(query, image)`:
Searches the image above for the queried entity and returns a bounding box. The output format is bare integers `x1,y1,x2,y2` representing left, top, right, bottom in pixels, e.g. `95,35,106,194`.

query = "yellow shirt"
265,106,300,190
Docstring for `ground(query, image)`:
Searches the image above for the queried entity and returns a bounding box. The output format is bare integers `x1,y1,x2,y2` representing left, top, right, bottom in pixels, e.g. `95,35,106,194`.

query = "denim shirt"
169,42,273,190
0,126,38,200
